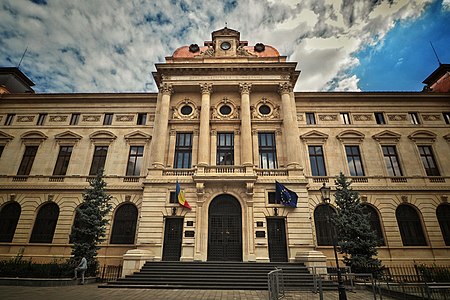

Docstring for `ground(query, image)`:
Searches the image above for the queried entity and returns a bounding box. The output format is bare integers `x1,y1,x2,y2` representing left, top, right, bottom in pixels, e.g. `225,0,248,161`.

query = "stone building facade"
0,28,449,274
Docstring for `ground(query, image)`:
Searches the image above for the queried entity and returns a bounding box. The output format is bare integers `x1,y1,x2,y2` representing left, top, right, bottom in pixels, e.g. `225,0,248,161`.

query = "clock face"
220,41,231,50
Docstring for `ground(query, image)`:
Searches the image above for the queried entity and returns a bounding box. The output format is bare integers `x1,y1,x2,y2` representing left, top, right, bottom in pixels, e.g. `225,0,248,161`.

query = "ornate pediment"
124,130,151,145
300,130,329,143
372,130,401,143
336,130,365,143
54,131,82,145
408,130,437,143
20,130,48,145
89,130,117,144
0,131,14,144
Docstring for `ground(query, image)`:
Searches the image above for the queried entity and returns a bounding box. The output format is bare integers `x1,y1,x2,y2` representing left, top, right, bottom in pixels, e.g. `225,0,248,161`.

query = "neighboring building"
0,28,449,273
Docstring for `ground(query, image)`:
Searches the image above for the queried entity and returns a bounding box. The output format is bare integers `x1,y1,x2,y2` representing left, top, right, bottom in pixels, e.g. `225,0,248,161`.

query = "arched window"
69,204,86,244
436,204,450,246
110,204,138,244
314,204,336,246
0,202,21,242
396,204,427,246
30,202,59,243
362,204,385,246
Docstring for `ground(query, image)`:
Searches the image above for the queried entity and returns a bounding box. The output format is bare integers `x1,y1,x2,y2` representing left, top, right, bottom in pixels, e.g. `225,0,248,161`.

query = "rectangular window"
268,191,280,204
443,112,450,125
17,146,38,175
36,113,47,125
5,114,15,126
345,145,365,176
89,146,108,175
409,112,420,125
70,113,80,125
173,133,193,168
103,113,113,125
137,113,147,125
53,146,73,175
306,112,316,125
169,191,178,204
374,112,386,125
418,146,440,176
216,132,234,165
308,145,327,176
258,132,278,169
340,112,351,124
382,146,403,176
126,146,144,176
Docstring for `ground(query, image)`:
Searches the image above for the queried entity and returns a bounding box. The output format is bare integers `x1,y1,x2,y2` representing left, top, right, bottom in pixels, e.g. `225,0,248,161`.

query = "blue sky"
0,0,449,93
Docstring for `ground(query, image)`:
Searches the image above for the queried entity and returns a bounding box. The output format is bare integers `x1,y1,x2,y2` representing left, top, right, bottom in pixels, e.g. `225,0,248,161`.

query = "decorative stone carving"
297,114,304,121
318,114,338,121
199,83,213,94
422,114,441,121
278,82,293,94
197,46,215,57
21,131,48,145
49,115,68,122
251,98,280,120
388,114,407,121
408,130,437,143
211,97,239,120
172,98,199,120
372,130,401,143
148,114,155,122
354,114,373,122
54,130,82,145
234,129,241,135
337,130,365,143
169,130,176,136
159,82,173,95
83,115,101,122
239,83,252,94
236,46,256,57
401,195,408,203
210,129,217,136
89,130,117,144
441,195,448,203
116,115,135,122
17,116,34,122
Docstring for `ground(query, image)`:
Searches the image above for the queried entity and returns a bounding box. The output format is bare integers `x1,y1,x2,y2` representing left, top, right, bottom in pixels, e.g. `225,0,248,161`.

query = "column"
239,83,253,167
152,83,173,168
197,83,212,166
279,82,300,168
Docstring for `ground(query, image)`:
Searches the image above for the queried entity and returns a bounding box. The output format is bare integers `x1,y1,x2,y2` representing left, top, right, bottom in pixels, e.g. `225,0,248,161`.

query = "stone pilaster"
198,83,212,166
278,82,300,169
239,83,253,167
152,83,173,168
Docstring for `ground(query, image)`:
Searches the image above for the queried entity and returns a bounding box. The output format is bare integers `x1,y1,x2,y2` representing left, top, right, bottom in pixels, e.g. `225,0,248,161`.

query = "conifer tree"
69,170,112,275
333,172,383,275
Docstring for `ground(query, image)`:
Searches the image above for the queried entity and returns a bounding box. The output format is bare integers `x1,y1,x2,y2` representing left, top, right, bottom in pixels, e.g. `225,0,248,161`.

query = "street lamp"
319,183,347,300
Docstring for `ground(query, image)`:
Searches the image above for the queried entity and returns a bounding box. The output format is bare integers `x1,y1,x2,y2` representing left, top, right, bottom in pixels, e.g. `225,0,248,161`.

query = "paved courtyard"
0,284,396,300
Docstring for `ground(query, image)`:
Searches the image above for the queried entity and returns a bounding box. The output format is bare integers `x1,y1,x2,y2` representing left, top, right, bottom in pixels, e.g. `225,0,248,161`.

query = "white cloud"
0,0,434,93
334,75,361,91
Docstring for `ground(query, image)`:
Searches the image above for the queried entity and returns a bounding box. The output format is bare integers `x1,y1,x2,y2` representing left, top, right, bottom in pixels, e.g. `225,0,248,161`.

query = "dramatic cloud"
0,0,440,93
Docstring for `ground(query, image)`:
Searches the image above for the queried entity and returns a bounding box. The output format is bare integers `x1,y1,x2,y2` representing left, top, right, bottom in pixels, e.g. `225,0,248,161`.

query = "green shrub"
0,256,74,278
417,264,450,282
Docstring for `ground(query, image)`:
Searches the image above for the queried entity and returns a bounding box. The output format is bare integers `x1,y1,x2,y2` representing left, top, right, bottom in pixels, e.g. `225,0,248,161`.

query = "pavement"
0,284,397,300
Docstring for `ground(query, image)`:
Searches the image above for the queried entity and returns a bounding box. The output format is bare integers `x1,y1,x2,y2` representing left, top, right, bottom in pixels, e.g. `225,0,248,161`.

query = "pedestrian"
74,256,88,284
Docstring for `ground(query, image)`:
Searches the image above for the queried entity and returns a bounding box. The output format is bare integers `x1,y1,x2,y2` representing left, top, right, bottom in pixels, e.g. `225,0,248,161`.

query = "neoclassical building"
0,28,449,274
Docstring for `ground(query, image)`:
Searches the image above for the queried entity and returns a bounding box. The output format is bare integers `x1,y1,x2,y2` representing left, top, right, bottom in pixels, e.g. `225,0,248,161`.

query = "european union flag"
275,181,298,208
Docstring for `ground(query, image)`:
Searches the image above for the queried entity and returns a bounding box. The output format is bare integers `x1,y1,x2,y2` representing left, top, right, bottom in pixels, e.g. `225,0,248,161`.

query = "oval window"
219,105,232,115
180,105,193,116
258,104,271,115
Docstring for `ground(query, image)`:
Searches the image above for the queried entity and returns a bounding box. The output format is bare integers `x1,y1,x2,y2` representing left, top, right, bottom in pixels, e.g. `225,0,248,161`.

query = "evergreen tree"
69,170,112,276
333,172,383,276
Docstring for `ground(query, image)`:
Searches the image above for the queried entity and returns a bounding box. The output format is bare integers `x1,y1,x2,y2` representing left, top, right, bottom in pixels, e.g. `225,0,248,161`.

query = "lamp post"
319,183,347,300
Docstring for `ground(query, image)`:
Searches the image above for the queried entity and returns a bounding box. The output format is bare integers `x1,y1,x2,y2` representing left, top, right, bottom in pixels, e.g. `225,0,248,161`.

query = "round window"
258,104,271,115
220,41,231,51
180,105,193,116
219,105,232,115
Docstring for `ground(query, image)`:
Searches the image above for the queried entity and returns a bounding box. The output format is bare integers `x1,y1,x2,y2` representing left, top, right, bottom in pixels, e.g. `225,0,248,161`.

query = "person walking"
73,256,88,284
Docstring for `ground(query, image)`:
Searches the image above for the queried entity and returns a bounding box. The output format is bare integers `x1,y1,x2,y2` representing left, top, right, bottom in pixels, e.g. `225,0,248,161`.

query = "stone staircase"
100,261,332,290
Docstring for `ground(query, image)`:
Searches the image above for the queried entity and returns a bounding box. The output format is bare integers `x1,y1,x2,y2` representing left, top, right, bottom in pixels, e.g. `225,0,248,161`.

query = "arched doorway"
208,194,242,261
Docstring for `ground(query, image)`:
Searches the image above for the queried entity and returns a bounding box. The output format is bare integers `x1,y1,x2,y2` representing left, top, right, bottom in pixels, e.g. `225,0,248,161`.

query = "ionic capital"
239,83,252,95
278,82,293,95
200,83,213,95
159,83,173,95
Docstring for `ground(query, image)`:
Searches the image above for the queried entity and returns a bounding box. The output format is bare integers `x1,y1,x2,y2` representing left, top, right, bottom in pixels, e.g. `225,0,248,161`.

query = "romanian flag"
176,180,191,210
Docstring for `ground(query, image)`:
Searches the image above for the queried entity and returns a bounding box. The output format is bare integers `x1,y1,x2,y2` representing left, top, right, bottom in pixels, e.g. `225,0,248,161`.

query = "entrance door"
267,218,288,262
208,195,242,261
162,217,183,261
